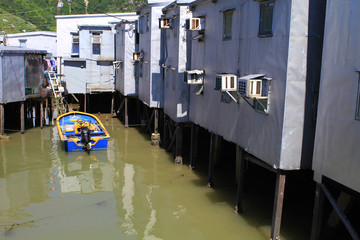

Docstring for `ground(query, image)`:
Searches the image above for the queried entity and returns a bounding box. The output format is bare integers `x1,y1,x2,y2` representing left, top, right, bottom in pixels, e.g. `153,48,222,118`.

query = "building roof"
55,12,137,20
6,31,56,38
0,45,47,54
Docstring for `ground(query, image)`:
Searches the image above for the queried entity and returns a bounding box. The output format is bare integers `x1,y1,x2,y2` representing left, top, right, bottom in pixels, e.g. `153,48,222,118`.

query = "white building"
6,31,57,57
56,13,137,97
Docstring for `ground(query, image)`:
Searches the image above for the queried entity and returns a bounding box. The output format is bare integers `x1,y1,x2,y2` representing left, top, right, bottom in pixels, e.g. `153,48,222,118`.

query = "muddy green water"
0,115,310,240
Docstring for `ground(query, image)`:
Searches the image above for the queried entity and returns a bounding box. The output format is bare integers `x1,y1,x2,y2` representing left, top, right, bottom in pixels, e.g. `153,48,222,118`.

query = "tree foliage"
0,0,145,34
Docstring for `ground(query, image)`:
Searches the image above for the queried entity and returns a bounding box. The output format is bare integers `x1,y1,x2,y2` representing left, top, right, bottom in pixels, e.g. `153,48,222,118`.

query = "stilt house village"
0,0,359,239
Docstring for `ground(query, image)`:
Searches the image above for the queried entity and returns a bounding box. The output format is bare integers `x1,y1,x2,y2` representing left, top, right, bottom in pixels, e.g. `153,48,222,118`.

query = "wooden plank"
271,172,286,240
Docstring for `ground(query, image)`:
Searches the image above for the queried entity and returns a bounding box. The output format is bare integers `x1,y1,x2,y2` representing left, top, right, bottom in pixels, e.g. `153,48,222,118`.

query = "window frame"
71,32,79,57
223,9,234,40
258,1,275,38
19,39,27,48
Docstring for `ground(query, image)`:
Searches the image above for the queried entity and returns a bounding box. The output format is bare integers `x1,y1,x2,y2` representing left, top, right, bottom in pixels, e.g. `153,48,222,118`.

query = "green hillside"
0,0,145,34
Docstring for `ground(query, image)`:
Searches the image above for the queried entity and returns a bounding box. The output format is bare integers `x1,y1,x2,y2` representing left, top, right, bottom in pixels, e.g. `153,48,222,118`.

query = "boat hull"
56,111,110,152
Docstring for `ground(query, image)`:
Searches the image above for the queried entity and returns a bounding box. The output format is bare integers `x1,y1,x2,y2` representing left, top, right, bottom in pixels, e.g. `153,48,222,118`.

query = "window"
146,14,150,32
138,17,144,34
93,43,101,55
173,18,178,38
71,33,79,57
259,1,274,37
19,39,27,48
356,73,360,120
223,10,234,40
92,32,101,55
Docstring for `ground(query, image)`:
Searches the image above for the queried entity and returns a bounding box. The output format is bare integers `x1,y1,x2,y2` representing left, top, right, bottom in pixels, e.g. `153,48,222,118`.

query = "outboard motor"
80,126,91,153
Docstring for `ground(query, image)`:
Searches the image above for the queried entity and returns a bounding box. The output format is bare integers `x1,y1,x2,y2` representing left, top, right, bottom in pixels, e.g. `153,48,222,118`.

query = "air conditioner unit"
186,18,205,31
238,78,262,98
133,52,144,62
91,35,101,44
159,18,172,29
215,74,237,92
184,70,204,84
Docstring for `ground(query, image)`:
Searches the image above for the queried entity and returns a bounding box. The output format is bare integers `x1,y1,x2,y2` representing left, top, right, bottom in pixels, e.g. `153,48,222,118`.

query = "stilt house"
311,1,360,239
187,0,325,239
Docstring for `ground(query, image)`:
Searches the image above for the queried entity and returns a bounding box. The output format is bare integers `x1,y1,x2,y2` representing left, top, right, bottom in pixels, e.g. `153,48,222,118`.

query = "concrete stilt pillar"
20,102,25,134
235,146,245,213
0,104,4,135
271,172,286,240
124,97,129,128
32,105,36,128
151,109,160,146
208,133,218,187
45,98,49,125
163,115,169,148
111,93,115,115
175,124,183,165
189,123,198,169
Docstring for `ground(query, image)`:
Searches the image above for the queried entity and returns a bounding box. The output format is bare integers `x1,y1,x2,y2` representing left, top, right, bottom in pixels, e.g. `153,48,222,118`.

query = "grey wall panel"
188,0,312,169
1,54,25,103
313,0,360,192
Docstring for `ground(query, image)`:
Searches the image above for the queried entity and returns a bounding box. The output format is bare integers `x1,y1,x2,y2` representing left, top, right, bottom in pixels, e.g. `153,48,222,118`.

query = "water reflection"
0,115,305,240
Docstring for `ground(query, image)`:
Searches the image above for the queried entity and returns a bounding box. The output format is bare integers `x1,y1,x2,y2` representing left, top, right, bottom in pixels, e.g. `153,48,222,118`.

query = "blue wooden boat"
56,111,110,152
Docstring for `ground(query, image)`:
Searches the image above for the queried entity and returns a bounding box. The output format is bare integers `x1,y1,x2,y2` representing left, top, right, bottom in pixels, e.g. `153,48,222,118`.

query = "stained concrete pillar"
175,124,183,164
271,172,286,240
235,146,245,213
0,104,4,135
20,102,25,134
189,123,198,169
124,97,129,128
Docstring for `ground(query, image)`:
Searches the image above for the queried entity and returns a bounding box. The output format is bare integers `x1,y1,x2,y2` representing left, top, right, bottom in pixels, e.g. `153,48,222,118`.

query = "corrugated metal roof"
0,46,47,54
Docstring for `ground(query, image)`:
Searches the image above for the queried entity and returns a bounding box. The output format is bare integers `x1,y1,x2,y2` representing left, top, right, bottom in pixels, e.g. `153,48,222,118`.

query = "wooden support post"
271,172,286,240
40,101,44,129
208,133,216,187
20,102,25,134
235,146,245,213
311,182,325,240
124,97,129,128
189,123,198,169
32,105,36,128
175,124,183,164
0,104,4,135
